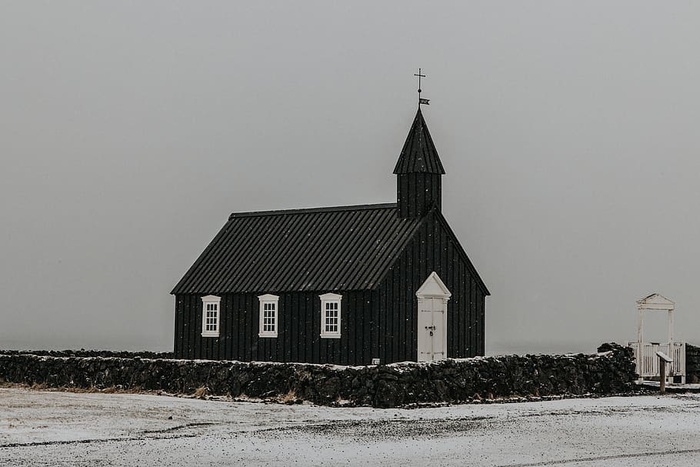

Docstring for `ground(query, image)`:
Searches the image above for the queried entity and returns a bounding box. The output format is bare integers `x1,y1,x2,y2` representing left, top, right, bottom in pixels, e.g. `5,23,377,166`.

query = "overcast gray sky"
2,2,699,355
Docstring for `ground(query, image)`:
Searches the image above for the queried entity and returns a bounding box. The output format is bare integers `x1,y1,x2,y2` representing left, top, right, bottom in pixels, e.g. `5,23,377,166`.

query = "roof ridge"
229,202,397,220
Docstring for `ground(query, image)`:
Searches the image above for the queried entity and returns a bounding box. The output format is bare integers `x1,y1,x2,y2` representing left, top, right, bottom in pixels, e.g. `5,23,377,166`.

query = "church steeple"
394,108,445,218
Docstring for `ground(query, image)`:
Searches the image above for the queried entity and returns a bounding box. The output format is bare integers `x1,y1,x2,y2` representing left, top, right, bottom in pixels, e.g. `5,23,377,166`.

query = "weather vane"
415,68,430,107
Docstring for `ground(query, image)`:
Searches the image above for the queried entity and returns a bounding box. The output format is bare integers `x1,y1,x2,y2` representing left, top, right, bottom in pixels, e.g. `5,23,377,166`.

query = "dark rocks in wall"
686,344,700,384
0,349,173,359
0,344,637,408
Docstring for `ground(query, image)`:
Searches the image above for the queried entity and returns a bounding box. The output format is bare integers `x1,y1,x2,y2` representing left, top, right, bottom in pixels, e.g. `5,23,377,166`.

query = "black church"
171,108,489,365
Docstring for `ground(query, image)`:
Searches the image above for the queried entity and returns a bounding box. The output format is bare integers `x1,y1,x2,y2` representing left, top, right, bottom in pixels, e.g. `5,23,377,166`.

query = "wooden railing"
629,342,685,383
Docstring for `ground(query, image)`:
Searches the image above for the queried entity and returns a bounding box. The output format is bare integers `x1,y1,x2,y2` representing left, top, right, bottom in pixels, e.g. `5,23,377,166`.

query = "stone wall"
0,344,637,408
686,344,700,384
0,350,173,359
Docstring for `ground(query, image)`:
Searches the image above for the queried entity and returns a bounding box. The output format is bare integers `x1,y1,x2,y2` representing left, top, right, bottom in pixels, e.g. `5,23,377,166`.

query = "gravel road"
2,388,700,466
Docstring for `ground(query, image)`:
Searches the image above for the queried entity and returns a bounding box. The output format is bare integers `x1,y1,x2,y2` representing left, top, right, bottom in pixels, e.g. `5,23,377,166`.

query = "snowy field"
2,388,700,466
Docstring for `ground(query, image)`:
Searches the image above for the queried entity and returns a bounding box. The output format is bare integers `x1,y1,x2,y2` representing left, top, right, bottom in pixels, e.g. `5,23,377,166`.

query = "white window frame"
201,295,221,338
258,294,279,338
319,293,342,339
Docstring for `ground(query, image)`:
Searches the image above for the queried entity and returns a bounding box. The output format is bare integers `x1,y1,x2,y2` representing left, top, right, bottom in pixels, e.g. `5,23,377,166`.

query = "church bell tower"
393,108,445,219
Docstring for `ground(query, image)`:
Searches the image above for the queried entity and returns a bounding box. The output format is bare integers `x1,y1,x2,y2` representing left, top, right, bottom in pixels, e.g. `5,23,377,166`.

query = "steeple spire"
394,108,445,218
393,108,445,175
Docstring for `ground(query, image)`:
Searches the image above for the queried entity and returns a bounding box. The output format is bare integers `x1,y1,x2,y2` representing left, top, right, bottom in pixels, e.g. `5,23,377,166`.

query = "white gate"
631,294,685,383
630,342,686,383
416,272,451,362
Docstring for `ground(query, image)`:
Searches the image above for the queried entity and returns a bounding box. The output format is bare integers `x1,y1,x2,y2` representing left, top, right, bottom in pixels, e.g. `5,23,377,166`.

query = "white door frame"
416,272,451,362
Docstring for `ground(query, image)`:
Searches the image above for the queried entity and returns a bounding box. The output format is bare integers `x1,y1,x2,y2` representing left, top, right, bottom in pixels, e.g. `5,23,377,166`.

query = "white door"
416,272,451,362
417,297,447,362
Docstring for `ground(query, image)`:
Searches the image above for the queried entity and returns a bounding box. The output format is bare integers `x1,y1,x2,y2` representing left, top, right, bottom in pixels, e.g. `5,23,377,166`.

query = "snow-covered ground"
2,388,700,466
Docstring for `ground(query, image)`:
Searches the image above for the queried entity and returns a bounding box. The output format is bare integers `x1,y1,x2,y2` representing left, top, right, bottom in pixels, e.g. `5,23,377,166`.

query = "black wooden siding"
174,290,380,365
375,210,486,361
397,173,442,218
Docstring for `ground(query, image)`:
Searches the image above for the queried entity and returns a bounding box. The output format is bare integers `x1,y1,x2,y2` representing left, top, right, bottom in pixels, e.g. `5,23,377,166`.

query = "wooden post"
659,359,666,394
637,308,643,349
656,351,672,394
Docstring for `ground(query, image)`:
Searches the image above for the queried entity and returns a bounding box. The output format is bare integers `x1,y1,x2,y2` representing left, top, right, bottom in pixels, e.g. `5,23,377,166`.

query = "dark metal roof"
393,108,446,175
432,210,490,296
171,203,424,294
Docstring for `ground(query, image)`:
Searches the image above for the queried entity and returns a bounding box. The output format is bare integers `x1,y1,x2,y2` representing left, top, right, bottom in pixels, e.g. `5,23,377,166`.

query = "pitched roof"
432,209,490,296
636,293,675,310
393,108,445,175
171,204,424,294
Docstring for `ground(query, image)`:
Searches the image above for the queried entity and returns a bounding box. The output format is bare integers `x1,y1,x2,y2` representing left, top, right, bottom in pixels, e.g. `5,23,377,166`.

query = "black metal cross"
414,68,430,106
414,68,426,95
